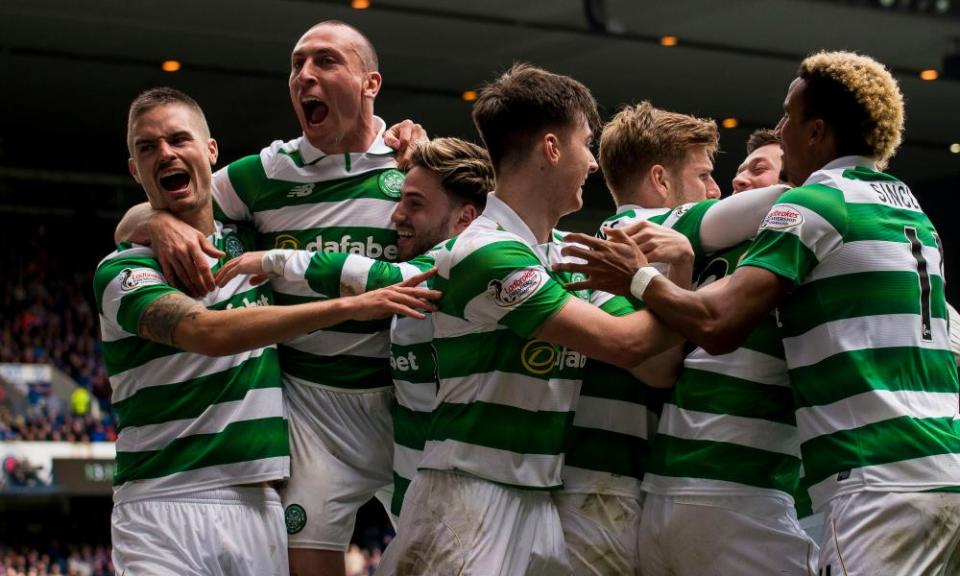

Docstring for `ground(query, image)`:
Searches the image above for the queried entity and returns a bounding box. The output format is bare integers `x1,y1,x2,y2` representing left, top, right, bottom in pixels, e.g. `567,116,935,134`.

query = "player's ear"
453,203,478,234
363,71,382,99
650,164,669,199
128,157,142,184
208,138,219,166
543,133,561,165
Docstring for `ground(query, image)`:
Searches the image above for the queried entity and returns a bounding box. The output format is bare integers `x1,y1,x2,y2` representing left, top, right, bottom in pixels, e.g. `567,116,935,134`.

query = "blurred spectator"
1,216,116,443
0,543,112,576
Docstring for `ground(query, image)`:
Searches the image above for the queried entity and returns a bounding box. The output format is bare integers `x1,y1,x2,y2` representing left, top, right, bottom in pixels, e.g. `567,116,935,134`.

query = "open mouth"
397,230,414,241
159,171,190,193
302,98,329,125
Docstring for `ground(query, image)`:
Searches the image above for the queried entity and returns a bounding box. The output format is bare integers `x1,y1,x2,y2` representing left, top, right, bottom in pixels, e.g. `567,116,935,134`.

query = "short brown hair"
746,128,780,155
599,101,718,199
472,63,600,173
411,137,494,211
797,51,904,164
126,87,208,153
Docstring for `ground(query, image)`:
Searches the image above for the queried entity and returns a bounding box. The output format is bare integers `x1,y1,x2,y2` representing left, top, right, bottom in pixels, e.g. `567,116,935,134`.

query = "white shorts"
281,380,394,550
554,492,642,576
638,493,818,576
112,486,287,576
818,491,960,576
376,470,571,576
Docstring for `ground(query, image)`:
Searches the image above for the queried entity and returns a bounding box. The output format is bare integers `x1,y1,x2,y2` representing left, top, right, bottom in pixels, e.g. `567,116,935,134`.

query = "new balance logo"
287,183,315,198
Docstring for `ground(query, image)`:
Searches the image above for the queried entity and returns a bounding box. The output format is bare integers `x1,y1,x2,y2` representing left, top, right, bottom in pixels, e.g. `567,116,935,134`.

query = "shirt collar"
806,155,877,184
481,193,542,248
299,116,390,164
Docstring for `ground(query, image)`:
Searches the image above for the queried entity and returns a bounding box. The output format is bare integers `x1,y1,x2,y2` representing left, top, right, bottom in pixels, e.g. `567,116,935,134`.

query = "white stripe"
448,219,530,269
658,404,800,456
641,473,795,501
263,142,395,183
440,373,580,413
764,203,843,263
783,314,951,369
806,239,943,283
212,167,253,222
113,456,289,505
807,452,960,511
282,329,389,358
836,177,925,214
559,464,641,497
796,389,959,444
339,254,375,296
116,387,284,452
283,251,314,284
572,396,649,439
99,315,134,343
395,379,436,412
397,261,430,282
255,198,397,233
111,347,267,403
391,315,433,347
433,312,501,338
683,347,789,387
420,438,562,488
393,442,424,482
272,277,325,298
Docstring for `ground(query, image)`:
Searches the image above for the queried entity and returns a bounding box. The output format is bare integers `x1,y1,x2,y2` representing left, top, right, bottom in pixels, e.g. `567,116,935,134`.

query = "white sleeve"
699,184,790,253
212,165,253,222
948,303,960,367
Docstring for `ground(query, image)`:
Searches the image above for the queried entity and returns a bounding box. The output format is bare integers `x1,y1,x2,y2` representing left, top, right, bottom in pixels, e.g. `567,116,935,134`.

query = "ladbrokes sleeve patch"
759,204,804,231
119,268,166,291
488,267,546,308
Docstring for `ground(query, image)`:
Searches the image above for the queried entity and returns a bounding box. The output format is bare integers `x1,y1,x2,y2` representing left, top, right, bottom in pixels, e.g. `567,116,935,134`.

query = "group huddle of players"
93,18,960,576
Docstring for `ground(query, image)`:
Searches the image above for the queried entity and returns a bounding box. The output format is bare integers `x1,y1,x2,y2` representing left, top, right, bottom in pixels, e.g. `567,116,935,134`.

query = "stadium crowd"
0,543,112,576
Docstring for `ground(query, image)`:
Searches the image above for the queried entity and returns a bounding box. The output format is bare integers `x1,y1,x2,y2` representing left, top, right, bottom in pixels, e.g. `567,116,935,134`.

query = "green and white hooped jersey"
422,194,583,489
741,156,960,510
94,222,289,504
212,118,403,390
604,200,803,502
644,240,801,502
273,247,438,517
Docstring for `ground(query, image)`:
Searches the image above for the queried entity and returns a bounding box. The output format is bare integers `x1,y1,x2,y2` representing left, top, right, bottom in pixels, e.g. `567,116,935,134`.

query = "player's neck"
309,113,379,154
495,176,560,244
179,203,215,237
617,184,669,211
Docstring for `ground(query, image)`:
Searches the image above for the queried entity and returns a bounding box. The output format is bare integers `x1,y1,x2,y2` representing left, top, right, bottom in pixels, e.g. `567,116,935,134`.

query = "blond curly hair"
798,51,904,165
599,101,718,200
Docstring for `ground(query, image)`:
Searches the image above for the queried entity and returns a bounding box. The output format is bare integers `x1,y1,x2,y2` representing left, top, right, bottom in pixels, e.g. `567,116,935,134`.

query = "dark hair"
746,128,780,155
126,87,208,152
471,63,600,173
410,138,494,211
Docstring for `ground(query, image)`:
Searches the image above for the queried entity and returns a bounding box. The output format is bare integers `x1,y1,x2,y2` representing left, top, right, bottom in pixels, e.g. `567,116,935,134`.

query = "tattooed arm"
137,271,440,357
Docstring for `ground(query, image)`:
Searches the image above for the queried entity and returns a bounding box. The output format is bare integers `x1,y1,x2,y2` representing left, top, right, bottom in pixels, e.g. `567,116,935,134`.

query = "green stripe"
259,227,398,259
842,166,900,183
671,370,796,425
428,401,572,455
102,337,180,375
115,417,290,485
435,331,582,380
115,284,181,336
648,434,801,494
226,155,270,211
564,425,648,480
580,360,662,406
740,229,819,286
671,200,716,258
438,240,544,317
844,203,939,244
112,349,280,430
789,347,958,408
801,416,960,487
781,272,945,338
394,403,431,450
779,184,848,236
392,471,412,517
391,342,435,384
278,345,392,388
